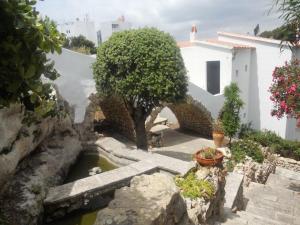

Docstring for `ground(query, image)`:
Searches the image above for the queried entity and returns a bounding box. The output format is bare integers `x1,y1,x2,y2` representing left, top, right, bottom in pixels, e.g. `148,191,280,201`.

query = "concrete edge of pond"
44,137,195,221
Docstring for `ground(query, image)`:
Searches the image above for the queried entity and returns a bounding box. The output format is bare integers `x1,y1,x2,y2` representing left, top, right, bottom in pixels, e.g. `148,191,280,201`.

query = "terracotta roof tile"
177,41,195,48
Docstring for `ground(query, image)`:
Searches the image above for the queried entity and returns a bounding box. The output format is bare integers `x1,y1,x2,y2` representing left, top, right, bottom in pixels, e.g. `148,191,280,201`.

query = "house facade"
177,26,300,140
97,16,132,45
58,16,98,46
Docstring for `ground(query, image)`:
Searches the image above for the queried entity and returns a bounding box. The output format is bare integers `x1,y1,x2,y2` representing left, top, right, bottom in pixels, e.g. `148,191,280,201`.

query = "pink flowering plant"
269,59,300,123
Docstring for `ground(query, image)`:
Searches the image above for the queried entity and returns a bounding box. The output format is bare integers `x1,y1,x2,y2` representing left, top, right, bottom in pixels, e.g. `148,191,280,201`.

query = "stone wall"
88,94,213,141
275,156,300,173
99,96,136,141
169,96,213,138
234,156,276,186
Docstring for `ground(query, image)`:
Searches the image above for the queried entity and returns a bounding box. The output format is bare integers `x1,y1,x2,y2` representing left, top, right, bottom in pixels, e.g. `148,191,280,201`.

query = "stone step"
218,210,285,225
275,167,300,181
245,204,296,224
266,173,300,192
237,211,286,225
224,172,244,212
244,182,298,204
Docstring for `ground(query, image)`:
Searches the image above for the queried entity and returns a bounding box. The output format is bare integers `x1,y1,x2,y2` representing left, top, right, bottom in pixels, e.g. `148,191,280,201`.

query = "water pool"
46,153,117,225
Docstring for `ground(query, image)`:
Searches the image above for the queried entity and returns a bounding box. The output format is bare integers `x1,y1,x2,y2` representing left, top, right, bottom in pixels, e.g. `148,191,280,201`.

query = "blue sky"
36,0,282,41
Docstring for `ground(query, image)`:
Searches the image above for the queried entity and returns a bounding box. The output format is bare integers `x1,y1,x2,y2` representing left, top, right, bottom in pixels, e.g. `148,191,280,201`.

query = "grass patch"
175,172,215,200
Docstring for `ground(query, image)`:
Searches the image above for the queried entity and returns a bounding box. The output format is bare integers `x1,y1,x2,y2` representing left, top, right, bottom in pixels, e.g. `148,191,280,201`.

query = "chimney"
190,24,197,42
118,15,125,23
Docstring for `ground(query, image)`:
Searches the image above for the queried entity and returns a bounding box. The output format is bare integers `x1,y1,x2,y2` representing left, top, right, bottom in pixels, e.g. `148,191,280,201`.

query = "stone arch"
168,96,213,138
84,94,213,141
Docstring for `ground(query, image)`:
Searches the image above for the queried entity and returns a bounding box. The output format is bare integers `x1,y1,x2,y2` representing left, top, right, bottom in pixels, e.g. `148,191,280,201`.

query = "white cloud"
36,0,282,40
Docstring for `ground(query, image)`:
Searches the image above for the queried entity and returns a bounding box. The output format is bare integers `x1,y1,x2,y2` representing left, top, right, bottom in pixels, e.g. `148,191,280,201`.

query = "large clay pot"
194,149,224,166
212,131,224,147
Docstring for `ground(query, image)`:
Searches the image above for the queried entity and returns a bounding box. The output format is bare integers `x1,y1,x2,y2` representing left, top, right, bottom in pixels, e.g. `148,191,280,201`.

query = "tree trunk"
134,116,148,151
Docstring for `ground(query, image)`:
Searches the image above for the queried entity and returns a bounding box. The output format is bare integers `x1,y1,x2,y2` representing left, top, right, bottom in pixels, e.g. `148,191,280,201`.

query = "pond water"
46,153,117,225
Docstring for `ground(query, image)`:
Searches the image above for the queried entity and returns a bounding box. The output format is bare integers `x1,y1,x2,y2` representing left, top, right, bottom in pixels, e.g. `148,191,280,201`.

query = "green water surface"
47,154,117,225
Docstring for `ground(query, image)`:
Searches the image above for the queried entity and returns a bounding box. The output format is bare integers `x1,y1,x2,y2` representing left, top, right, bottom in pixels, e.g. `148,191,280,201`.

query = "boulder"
94,173,188,225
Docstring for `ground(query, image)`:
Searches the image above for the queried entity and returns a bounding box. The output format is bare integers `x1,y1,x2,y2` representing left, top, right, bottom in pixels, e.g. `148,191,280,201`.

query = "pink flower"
288,84,297,94
280,101,287,110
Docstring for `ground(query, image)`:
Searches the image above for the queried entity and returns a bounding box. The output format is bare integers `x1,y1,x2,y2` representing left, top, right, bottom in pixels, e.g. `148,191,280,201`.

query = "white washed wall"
180,45,232,93
48,48,96,123
218,33,295,139
231,49,252,124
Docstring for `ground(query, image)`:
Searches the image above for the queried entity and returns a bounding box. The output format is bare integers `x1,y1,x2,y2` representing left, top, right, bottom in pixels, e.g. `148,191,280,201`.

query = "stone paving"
221,166,300,225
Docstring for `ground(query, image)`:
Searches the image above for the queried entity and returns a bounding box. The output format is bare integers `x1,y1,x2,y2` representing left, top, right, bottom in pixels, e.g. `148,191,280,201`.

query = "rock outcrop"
183,167,226,225
234,156,276,186
0,105,56,188
95,168,226,225
94,173,188,225
0,90,82,225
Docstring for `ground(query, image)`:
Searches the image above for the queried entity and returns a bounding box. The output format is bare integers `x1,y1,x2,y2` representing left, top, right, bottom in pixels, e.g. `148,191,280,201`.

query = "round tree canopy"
93,28,188,108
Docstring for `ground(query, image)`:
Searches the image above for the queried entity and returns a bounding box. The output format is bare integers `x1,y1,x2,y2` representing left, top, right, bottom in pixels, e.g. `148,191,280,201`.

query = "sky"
36,0,282,41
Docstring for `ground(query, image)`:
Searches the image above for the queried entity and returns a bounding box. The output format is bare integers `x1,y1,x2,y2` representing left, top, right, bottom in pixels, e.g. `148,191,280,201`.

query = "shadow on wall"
187,82,224,119
48,48,96,123
285,118,300,141
248,51,261,130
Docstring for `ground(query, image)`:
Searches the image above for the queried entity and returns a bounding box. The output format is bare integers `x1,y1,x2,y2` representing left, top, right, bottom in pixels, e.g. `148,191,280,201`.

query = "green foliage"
63,35,97,54
270,0,300,47
243,130,300,160
225,160,235,172
260,24,297,42
0,0,64,117
220,83,244,143
231,139,264,163
175,172,215,200
238,122,254,138
200,147,217,159
273,0,300,27
93,28,187,149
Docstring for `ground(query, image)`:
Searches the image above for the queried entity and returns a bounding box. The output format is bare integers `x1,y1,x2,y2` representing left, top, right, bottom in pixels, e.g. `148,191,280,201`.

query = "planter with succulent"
212,119,224,147
194,147,224,166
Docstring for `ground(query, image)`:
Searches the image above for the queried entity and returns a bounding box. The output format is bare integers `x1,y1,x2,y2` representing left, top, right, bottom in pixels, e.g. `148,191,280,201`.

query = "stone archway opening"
83,94,213,146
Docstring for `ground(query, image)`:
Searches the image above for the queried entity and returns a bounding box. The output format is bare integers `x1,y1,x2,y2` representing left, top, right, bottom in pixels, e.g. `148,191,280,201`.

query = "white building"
97,16,132,45
176,26,300,140
58,16,98,46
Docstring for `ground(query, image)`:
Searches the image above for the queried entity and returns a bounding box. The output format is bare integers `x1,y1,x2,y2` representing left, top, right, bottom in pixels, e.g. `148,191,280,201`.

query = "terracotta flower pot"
194,149,224,166
212,131,224,147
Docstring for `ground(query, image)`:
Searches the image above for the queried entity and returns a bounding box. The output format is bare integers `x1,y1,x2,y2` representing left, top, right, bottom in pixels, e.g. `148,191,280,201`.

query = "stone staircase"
222,167,300,225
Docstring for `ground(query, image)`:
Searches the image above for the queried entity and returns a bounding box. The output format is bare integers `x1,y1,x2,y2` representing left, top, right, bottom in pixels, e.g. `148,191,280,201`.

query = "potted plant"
194,147,224,166
212,119,224,147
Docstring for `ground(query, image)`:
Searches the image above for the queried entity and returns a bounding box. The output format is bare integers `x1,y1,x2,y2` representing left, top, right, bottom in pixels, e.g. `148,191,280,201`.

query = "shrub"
175,172,215,200
243,129,300,160
231,139,264,163
220,83,244,145
269,59,300,120
63,35,97,54
0,0,64,117
238,122,254,138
